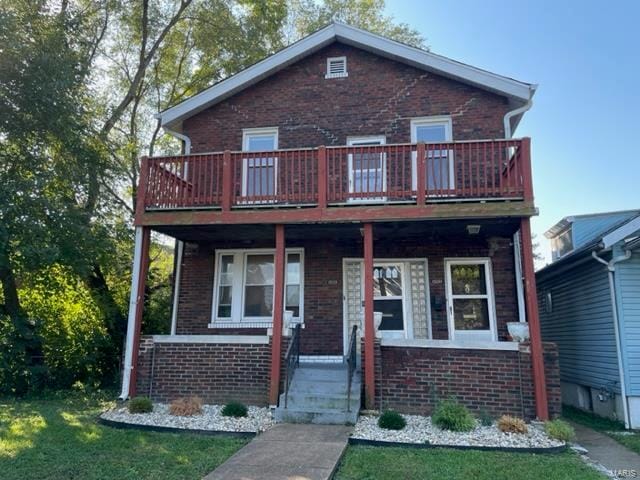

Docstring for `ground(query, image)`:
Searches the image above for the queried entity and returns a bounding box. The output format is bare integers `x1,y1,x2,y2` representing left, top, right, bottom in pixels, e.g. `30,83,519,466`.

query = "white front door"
372,262,407,339
410,117,454,193
347,136,386,203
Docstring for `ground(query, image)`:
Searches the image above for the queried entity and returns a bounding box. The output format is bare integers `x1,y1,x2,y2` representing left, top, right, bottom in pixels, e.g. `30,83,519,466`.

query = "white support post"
170,240,184,336
514,231,527,323
120,226,144,399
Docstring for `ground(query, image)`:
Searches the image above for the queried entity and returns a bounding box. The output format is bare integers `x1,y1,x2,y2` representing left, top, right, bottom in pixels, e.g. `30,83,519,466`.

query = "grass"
0,390,247,480
335,445,606,480
561,404,640,454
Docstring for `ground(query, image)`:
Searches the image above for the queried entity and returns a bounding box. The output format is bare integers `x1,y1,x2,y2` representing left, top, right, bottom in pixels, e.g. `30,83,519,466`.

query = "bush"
128,396,153,413
169,396,203,416
478,409,494,427
221,401,248,418
544,419,575,442
378,410,406,430
497,415,528,434
432,400,476,432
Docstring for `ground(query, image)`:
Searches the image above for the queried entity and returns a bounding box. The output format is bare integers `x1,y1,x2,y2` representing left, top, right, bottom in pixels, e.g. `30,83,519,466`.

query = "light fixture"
466,224,481,235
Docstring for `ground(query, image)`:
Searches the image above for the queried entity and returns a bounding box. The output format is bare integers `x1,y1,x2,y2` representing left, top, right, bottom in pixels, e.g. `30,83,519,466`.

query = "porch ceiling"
154,218,521,244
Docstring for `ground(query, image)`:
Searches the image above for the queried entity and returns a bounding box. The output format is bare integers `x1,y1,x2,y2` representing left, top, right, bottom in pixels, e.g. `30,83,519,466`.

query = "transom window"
445,258,496,342
242,128,278,200
212,249,303,324
411,116,454,192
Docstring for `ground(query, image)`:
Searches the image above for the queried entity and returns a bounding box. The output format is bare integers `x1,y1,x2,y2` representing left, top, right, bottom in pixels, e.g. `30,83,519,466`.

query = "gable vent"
325,56,348,79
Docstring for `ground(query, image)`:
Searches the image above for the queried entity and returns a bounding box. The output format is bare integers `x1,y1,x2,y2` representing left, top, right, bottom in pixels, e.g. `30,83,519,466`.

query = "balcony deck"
136,138,535,226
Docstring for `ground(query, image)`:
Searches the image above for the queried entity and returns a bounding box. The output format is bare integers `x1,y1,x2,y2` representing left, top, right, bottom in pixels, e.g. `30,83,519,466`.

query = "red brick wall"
174,233,518,355
135,335,272,405
368,340,561,419
183,43,511,153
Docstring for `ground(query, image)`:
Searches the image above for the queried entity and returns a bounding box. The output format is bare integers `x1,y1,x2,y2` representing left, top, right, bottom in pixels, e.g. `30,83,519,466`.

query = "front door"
347,136,386,203
372,262,406,339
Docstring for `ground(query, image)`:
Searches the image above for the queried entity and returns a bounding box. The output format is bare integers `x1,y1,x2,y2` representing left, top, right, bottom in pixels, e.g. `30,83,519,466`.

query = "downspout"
503,87,535,139
163,125,190,335
592,249,633,429
514,231,526,323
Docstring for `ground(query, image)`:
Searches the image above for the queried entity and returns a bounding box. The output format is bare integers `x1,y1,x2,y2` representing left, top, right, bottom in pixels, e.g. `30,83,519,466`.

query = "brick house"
120,22,559,423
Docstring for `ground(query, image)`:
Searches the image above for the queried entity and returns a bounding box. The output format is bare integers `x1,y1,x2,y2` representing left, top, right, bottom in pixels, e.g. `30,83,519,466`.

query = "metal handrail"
283,323,301,409
345,325,358,412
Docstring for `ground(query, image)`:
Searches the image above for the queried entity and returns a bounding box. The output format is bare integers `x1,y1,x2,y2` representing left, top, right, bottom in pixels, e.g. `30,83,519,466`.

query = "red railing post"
520,218,549,420
221,150,233,211
318,146,327,208
363,223,375,409
416,142,426,204
135,156,149,222
521,137,533,201
269,224,286,405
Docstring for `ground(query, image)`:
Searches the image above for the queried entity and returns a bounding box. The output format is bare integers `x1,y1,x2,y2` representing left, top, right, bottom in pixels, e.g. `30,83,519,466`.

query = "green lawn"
0,391,247,480
335,445,606,480
562,404,640,455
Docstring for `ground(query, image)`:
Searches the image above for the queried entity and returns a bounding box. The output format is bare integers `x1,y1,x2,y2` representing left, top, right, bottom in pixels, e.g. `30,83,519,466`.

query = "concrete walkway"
204,424,352,480
571,421,640,476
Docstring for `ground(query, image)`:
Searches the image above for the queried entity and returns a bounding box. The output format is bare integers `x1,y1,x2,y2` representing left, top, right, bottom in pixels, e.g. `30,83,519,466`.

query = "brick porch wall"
135,335,272,405
367,340,561,420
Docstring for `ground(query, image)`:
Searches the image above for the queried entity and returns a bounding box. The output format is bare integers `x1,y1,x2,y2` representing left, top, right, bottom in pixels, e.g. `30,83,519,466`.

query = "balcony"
137,138,534,226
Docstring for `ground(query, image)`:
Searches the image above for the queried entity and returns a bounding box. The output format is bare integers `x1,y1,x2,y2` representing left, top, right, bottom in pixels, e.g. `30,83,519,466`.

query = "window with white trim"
242,128,278,200
212,249,304,324
445,258,497,341
410,116,454,192
325,56,348,78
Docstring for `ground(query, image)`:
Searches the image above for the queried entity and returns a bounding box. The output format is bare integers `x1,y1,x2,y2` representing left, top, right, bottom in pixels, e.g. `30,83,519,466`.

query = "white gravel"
352,413,564,449
101,403,274,433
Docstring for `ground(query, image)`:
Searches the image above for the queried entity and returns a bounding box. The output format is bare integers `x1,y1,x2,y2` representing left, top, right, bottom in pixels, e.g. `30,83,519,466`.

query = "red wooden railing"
140,138,530,212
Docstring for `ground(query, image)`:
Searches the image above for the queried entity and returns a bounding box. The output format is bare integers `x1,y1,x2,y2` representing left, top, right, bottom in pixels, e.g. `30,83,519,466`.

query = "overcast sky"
386,0,640,265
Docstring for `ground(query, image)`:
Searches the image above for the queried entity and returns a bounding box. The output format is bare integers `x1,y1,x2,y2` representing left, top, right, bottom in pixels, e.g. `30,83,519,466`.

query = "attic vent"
325,56,347,79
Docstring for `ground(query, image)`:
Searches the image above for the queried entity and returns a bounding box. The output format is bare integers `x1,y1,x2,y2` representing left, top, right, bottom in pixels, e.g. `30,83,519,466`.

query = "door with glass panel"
445,259,496,342
371,262,406,338
242,128,278,202
347,136,386,203
411,117,453,194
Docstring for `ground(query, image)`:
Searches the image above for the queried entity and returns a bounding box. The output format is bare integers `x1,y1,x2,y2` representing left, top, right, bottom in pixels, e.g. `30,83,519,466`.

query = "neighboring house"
119,22,559,423
538,210,640,428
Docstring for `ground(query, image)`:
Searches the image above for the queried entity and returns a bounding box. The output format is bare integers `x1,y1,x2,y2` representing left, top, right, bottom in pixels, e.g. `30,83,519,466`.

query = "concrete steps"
274,362,361,425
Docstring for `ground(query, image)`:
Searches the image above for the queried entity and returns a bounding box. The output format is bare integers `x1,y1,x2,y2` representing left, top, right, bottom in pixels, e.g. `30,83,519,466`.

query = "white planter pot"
283,310,295,336
507,322,530,342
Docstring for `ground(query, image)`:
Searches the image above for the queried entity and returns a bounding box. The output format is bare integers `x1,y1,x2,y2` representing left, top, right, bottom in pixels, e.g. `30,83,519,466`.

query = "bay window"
211,249,303,325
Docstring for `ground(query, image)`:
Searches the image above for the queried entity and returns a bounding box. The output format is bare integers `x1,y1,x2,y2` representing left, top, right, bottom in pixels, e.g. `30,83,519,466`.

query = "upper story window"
325,56,348,78
410,116,453,192
242,128,278,201
551,228,573,261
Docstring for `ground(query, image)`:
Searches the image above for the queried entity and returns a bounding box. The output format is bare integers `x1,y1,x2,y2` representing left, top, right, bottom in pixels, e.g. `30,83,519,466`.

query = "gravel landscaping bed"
101,403,274,433
352,413,565,449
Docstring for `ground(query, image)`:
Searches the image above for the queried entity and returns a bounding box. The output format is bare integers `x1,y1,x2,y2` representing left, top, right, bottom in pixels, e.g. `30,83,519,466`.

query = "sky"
385,0,640,265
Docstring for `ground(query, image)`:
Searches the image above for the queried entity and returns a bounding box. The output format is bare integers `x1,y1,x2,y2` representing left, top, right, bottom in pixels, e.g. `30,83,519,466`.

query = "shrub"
432,400,476,432
221,401,248,418
478,409,494,427
128,396,153,414
378,410,406,430
497,415,528,434
544,419,575,442
169,396,203,416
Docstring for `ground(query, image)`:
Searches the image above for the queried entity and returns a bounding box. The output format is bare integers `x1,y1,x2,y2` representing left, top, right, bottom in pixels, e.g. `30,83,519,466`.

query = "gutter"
163,126,192,155
503,86,535,139
592,249,633,428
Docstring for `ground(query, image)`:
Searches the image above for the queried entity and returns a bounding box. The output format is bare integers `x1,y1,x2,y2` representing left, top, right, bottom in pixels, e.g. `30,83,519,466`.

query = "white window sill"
380,338,520,351
152,335,269,345
208,321,273,329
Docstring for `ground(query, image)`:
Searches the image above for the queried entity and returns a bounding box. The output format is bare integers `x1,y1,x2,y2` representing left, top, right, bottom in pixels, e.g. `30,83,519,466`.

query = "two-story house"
119,23,559,424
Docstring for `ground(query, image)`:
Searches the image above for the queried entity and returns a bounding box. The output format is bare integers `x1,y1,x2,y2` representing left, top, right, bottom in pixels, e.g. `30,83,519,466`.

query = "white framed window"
241,128,278,201
410,116,454,192
325,56,348,78
347,136,386,203
445,258,497,342
211,248,304,326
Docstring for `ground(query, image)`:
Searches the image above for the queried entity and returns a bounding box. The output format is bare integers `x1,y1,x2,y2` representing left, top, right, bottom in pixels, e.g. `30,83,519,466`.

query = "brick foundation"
365,339,560,419
135,335,272,405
